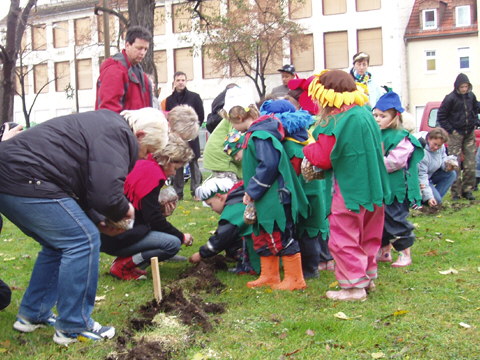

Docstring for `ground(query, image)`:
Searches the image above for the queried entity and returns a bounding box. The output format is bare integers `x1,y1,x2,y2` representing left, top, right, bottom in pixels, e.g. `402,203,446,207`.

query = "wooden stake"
151,257,162,303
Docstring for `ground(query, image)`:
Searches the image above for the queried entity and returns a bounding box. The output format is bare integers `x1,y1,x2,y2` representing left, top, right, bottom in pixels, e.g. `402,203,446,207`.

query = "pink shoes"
318,260,335,272
376,245,392,263
391,248,412,267
326,288,367,301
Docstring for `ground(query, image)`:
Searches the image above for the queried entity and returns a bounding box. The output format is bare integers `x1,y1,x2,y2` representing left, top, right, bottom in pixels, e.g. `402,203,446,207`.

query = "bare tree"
189,0,308,99
0,0,38,124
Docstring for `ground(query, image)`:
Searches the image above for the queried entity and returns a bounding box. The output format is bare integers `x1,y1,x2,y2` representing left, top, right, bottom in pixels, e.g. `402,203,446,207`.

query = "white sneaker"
53,321,115,345
13,314,56,333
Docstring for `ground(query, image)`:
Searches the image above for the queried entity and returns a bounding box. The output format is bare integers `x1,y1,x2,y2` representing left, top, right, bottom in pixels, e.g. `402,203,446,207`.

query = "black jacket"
166,88,204,159
199,184,245,259
0,110,137,221
206,88,228,133
437,73,479,135
101,184,184,254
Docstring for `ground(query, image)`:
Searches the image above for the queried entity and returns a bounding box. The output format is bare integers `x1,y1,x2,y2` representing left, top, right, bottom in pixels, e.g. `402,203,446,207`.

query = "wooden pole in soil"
150,257,162,303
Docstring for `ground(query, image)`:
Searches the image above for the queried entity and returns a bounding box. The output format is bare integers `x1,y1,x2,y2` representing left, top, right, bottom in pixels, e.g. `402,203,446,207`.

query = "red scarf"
124,154,167,210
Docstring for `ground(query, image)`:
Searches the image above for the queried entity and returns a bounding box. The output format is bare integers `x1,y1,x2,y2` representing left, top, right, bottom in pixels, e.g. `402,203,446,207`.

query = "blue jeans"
0,194,99,332
429,169,457,203
105,231,181,264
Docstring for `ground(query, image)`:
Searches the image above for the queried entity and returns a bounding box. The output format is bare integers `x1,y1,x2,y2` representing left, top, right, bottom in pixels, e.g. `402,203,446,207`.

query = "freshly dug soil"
106,256,228,360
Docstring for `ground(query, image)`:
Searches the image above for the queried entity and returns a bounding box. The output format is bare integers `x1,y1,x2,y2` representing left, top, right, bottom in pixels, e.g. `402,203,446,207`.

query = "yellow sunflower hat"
308,69,369,109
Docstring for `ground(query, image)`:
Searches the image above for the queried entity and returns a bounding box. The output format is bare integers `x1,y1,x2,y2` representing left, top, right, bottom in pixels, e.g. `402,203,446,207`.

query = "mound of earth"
106,256,228,360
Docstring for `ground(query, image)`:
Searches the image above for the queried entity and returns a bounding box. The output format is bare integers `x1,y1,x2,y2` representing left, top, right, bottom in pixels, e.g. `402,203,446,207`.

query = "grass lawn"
0,190,479,360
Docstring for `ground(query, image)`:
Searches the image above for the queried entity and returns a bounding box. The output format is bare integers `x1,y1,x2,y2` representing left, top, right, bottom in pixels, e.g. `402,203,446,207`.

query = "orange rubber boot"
271,253,307,291
246,256,280,288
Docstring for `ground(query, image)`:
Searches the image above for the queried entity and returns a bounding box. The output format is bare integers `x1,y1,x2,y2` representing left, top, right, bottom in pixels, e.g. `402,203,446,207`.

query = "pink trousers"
328,183,385,289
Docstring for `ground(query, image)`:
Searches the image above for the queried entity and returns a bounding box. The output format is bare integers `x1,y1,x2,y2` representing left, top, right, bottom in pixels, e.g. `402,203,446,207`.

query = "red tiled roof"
405,0,478,40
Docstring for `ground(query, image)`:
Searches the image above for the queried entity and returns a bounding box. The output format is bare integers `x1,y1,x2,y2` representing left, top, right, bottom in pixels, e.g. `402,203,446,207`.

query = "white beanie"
223,86,256,114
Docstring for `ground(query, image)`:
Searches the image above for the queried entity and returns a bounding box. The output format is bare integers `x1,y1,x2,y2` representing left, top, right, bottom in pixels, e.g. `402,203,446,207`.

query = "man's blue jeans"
429,169,457,203
0,194,99,332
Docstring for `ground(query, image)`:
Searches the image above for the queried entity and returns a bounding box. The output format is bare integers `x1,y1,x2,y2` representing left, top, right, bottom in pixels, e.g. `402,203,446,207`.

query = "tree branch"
94,5,129,26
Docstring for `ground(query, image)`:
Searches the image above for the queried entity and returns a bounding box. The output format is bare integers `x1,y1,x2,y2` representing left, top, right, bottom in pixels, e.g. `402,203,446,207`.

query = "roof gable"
405,0,477,40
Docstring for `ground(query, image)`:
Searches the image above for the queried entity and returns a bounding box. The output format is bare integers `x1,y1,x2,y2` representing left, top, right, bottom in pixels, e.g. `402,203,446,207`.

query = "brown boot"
246,256,281,288
271,253,307,291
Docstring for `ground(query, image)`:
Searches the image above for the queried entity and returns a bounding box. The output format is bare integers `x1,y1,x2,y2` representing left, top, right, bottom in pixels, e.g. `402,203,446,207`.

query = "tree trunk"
0,0,37,125
127,0,156,80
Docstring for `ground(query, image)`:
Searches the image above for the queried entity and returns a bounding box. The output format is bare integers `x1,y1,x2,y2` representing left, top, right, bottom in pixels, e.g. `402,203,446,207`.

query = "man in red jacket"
95,26,153,112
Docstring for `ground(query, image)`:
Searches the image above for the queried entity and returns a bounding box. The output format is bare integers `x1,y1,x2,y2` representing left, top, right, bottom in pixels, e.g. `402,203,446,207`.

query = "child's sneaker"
13,314,56,333
53,321,115,345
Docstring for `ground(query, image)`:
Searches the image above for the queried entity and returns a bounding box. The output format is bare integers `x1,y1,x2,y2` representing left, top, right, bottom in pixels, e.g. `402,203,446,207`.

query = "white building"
1,0,415,125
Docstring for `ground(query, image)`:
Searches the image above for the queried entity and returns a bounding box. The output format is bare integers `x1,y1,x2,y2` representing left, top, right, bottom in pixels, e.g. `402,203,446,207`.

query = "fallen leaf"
279,332,287,339
393,310,409,317
334,312,362,320
424,249,438,256
3,257,16,261
371,352,385,359
306,329,315,336
445,239,454,243
194,206,200,210
477,267,480,273
329,281,338,288
95,295,106,302
459,322,472,329
0,348,7,353
182,210,191,215
325,344,331,351
439,268,458,275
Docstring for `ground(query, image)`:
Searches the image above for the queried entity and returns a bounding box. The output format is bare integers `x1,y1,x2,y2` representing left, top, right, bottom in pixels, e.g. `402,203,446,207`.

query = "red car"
419,101,480,149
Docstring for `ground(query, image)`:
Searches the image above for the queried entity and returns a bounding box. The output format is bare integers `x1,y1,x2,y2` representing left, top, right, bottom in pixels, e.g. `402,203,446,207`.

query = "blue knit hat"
374,91,404,113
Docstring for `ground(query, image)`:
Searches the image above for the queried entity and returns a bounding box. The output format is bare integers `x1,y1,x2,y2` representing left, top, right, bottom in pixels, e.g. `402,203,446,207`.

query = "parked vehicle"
419,101,480,149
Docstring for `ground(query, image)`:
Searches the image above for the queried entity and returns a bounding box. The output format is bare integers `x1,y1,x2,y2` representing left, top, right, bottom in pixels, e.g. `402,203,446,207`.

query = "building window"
97,14,117,44
55,61,70,92
357,28,383,66
154,6,166,36
75,17,91,46
32,24,47,51
425,50,436,71
323,0,346,15
356,0,380,12
34,63,49,93
458,47,470,70
290,34,314,72
53,21,69,48
154,50,168,83
324,31,348,69
76,59,92,90
289,0,312,19
202,45,223,79
174,48,194,80
172,3,192,33
15,66,29,95
422,9,437,30
456,6,471,27
200,0,221,29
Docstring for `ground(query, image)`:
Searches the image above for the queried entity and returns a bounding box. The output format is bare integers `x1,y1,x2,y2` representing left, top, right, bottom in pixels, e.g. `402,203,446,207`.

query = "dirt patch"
106,339,172,360
106,256,228,360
